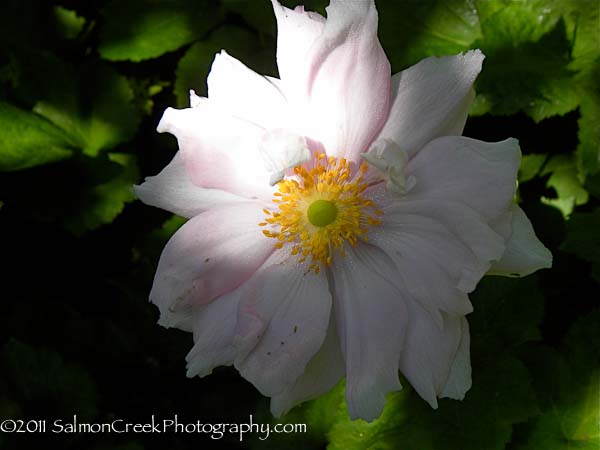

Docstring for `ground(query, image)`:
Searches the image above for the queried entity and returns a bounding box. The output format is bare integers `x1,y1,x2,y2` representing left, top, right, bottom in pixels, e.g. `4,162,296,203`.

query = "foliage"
0,0,598,449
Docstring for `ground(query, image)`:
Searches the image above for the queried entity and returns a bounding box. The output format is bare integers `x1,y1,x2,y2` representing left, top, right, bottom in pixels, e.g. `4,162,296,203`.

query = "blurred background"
0,0,598,449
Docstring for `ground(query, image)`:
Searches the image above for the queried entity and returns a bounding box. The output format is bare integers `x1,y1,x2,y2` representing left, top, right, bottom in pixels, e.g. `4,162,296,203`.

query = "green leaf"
519,154,547,183
377,0,482,71
541,154,589,217
64,153,140,235
0,102,74,171
474,15,578,121
2,339,98,420
33,62,140,157
517,312,600,449
53,6,85,40
469,276,545,354
561,209,600,283
323,356,537,450
174,25,277,107
575,60,600,177
98,0,223,62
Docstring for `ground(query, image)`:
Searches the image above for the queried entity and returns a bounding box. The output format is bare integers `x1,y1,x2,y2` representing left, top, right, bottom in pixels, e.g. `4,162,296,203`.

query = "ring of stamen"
260,151,383,273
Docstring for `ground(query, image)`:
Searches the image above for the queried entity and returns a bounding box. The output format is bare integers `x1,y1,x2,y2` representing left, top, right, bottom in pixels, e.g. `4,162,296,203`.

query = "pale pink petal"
157,105,274,200
377,50,484,158
271,0,326,92
489,205,552,277
270,314,344,417
399,303,464,408
133,152,244,218
150,202,273,331
440,317,472,400
186,288,243,377
207,51,290,130
369,199,505,319
301,0,391,162
234,252,332,397
405,136,521,222
332,244,405,421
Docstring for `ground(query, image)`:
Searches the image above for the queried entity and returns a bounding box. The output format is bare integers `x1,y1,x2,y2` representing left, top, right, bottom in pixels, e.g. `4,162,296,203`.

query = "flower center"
260,152,383,273
307,199,337,227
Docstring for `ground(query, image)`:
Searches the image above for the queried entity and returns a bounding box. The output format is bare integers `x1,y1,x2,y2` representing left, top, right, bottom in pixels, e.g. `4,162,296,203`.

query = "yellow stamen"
259,153,383,273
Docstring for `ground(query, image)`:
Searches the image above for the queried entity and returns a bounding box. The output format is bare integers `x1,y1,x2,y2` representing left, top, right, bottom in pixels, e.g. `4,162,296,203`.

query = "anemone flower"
134,0,552,421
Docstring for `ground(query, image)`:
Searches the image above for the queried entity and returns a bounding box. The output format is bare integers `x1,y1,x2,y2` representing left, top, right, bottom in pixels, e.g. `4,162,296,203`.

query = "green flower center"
307,199,338,227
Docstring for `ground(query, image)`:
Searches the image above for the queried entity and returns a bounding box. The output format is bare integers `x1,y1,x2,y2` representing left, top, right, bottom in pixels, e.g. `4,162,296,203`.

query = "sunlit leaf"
33,62,140,157
517,312,600,449
0,102,74,171
64,153,139,235
377,0,482,71
98,0,223,62
53,6,85,40
541,154,589,217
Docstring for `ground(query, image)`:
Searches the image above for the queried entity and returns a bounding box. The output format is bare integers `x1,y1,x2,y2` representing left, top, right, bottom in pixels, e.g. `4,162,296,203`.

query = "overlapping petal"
150,202,273,331
377,51,484,158
331,244,405,421
404,136,521,222
234,251,332,397
489,205,552,277
272,0,391,162
133,152,243,218
270,314,345,417
399,303,466,408
207,50,290,130
157,104,274,200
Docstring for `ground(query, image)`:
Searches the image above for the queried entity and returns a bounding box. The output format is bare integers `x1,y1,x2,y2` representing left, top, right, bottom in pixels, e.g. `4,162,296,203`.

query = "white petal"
399,303,464,408
405,136,521,222
259,128,311,185
234,252,332,397
378,50,484,158
207,51,290,130
271,0,326,94
133,152,244,218
270,313,344,417
440,317,472,400
489,205,552,277
186,288,243,377
150,202,273,331
157,105,274,201
332,244,405,421
302,0,391,162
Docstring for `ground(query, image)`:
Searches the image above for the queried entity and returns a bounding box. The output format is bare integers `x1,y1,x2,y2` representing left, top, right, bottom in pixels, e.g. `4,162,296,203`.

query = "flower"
134,0,552,421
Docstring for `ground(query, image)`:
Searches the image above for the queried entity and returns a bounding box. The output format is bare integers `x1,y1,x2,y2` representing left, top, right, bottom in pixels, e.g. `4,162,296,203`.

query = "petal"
369,198,506,319
301,0,391,162
133,152,244,218
405,136,521,222
378,50,484,158
186,287,243,377
234,252,332,397
331,244,405,421
489,205,552,277
440,317,472,400
157,104,274,201
258,128,311,185
150,202,273,331
270,313,344,416
271,1,326,91
207,50,290,130
399,303,464,408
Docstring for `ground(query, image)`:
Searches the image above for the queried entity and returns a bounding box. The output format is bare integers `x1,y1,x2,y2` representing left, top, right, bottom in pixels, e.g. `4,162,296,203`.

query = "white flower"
134,0,552,421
